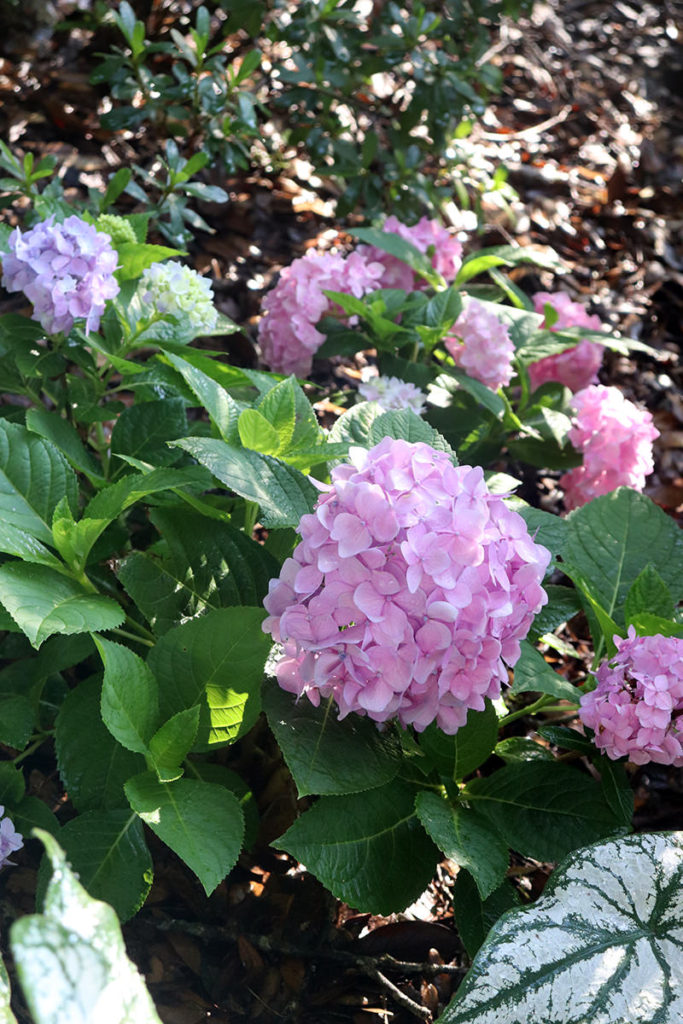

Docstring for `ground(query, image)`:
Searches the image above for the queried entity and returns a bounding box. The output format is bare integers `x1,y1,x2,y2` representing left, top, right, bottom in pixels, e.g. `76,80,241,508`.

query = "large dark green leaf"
0,421,78,544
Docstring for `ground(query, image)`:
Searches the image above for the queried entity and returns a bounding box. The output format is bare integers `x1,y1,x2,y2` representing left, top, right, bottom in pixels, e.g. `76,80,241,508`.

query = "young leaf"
148,706,200,782
55,677,146,812
564,488,683,628
114,243,182,281
462,762,628,863
0,564,124,649
263,685,401,797
417,701,499,780
274,781,439,914
147,606,270,749
440,832,683,1024
416,792,508,899
95,636,159,756
55,811,153,922
10,830,162,1024
125,773,244,896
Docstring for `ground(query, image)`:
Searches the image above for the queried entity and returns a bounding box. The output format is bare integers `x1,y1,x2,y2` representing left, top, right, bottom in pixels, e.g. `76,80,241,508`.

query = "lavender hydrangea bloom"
0,806,23,868
1,215,119,335
263,438,550,734
139,261,217,335
579,629,683,766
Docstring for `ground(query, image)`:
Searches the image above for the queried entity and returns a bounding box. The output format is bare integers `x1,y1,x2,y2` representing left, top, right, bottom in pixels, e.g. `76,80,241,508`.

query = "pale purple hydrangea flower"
0,806,23,868
263,437,550,734
560,385,659,510
444,299,515,391
528,291,604,393
1,215,119,335
358,215,463,291
358,369,427,414
139,261,217,334
258,249,384,377
579,628,683,766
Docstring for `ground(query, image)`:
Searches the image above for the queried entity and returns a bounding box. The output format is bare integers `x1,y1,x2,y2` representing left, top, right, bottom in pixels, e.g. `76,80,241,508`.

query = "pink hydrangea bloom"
560,385,659,509
358,370,427,414
0,806,23,869
444,299,515,391
579,628,683,766
263,438,550,733
529,291,604,393
358,215,463,291
258,249,384,377
1,215,119,335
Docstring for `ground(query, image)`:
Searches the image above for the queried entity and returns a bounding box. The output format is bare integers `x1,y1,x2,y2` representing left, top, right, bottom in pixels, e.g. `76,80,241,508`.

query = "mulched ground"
0,0,682,1020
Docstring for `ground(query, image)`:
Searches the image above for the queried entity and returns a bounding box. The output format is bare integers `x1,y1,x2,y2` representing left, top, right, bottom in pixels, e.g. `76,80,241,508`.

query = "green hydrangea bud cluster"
95,214,137,247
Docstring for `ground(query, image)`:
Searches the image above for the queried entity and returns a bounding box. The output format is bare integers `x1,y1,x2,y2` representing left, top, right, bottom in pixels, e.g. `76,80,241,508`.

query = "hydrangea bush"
0,197,677,1024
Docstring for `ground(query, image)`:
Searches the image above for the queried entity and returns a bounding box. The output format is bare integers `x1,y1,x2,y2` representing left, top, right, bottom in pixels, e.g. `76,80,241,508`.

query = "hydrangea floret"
263,437,550,733
359,215,463,291
444,299,515,391
579,628,683,766
1,214,119,335
529,290,604,393
560,384,659,510
139,261,217,335
258,249,384,377
357,369,427,414
0,806,23,869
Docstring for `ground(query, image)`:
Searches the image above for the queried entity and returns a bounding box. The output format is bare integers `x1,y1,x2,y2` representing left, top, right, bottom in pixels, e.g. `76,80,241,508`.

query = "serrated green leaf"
25,408,104,483
274,781,439,914
0,564,124,648
530,585,582,638
115,243,181,281
368,408,458,461
0,694,34,749
56,676,146,812
0,521,63,570
110,398,187,470
0,763,25,806
125,773,244,895
416,791,508,899
564,488,683,629
0,421,78,544
509,501,567,561
119,509,278,635
263,685,401,797
452,871,521,960
494,736,554,763
83,465,211,522
440,832,683,1024
10,830,162,1024
417,701,499,781
147,607,270,749
238,407,281,454
351,227,437,282
163,351,237,440
56,811,153,922
624,564,675,627
462,762,626,863
95,637,159,755
149,706,200,782
171,437,318,527
510,641,580,701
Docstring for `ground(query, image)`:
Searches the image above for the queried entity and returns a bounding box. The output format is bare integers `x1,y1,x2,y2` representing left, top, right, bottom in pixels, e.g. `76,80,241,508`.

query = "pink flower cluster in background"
358,369,427,414
528,291,604,393
445,299,515,391
0,806,23,869
560,384,659,509
358,215,463,291
258,249,384,377
579,629,683,766
263,438,550,733
1,215,119,335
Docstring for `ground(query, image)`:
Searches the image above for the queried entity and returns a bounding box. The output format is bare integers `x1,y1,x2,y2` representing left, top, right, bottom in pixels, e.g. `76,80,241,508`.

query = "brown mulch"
1,1,682,1021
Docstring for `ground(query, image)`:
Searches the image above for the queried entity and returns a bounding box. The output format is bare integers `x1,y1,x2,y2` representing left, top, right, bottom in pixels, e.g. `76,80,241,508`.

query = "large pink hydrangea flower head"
263,437,550,734
529,290,604,393
0,806,23,869
579,628,683,766
258,248,384,377
1,215,120,335
358,215,463,292
444,299,515,391
560,385,659,509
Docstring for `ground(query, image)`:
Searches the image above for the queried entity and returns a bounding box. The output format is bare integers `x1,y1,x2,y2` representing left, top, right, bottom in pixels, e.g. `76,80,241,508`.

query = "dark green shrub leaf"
0,422,78,544
95,637,159,755
417,701,499,780
510,642,579,701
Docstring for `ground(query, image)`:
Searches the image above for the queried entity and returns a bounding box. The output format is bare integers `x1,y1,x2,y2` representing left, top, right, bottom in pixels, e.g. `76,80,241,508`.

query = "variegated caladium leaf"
439,831,683,1024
